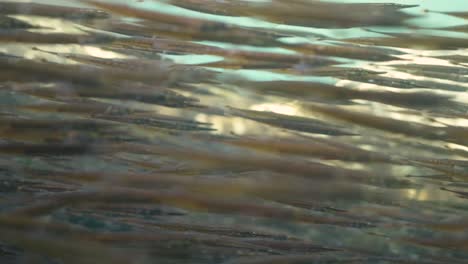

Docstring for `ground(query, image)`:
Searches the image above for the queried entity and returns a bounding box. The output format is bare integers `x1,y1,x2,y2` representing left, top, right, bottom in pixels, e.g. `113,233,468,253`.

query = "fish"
0,15,37,29
83,1,284,46
167,0,417,28
96,113,214,132
210,135,395,163
227,106,355,136
303,103,450,142
438,11,468,19
0,142,95,156
0,2,109,20
33,46,220,84
18,100,147,116
11,186,378,229
434,55,468,65
344,73,468,92
346,33,468,50
0,30,114,44
286,42,399,62
0,55,215,91
236,80,453,108
392,64,468,83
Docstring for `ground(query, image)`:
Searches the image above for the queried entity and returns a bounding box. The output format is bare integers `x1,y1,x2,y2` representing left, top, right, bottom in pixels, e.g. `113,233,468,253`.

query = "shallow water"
1,1,468,263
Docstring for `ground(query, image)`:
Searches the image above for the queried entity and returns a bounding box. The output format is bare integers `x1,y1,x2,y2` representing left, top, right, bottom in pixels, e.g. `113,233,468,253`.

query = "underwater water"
1,0,468,263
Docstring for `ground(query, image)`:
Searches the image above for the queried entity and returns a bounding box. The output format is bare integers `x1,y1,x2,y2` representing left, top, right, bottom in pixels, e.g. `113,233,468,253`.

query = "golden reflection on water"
4,2,468,206
12,15,82,33
405,189,429,201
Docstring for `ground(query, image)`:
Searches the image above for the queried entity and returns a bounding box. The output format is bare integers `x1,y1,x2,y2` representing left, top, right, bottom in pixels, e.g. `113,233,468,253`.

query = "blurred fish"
83,1,285,46
0,16,37,29
227,106,355,136
0,30,114,44
236,80,452,108
0,142,95,156
166,0,417,28
434,55,468,65
18,100,147,116
0,2,109,20
303,103,449,142
346,32,468,50
210,135,395,163
286,42,399,62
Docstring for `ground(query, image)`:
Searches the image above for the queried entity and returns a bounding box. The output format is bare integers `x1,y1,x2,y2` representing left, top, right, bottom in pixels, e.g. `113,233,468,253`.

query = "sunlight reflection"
250,103,299,116
405,189,430,201
12,15,83,34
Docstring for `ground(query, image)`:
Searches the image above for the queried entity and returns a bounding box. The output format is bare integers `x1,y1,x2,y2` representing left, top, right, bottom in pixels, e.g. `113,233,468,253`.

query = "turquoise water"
139,0,468,34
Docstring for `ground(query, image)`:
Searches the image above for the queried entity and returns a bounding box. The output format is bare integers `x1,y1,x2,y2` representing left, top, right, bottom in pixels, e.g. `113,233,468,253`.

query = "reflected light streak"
250,103,299,116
